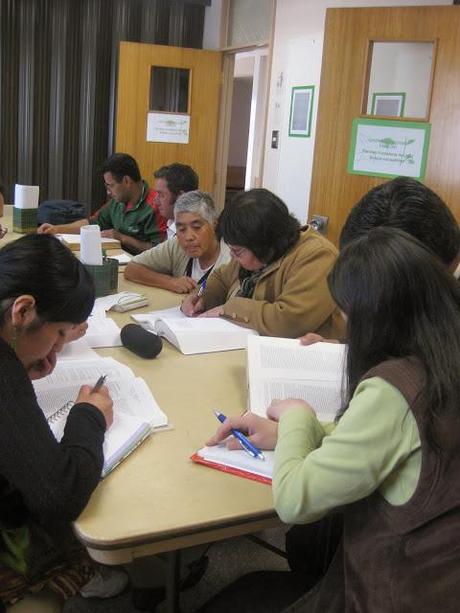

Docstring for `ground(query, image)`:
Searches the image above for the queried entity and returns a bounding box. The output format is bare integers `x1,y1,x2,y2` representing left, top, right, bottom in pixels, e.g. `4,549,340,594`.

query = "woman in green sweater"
205,228,460,612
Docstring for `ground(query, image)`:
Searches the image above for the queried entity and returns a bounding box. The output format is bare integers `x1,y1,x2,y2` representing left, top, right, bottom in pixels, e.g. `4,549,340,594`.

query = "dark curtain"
0,0,207,211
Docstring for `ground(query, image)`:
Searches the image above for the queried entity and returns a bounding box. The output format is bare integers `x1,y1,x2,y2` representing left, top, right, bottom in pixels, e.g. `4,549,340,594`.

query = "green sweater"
273,376,421,524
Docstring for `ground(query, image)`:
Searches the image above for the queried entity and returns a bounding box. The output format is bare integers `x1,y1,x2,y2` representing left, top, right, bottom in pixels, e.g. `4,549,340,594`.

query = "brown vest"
285,357,460,613
343,357,460,612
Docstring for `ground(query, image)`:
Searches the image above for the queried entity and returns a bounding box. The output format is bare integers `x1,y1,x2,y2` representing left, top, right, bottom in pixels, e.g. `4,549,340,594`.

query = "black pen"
91,374,107,393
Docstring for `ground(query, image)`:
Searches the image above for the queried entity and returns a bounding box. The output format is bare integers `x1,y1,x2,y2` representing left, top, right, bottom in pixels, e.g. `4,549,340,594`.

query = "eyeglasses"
228,246,248,258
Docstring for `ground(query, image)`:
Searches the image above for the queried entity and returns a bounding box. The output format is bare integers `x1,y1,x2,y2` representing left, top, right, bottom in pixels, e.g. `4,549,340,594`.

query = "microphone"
120,324,163,359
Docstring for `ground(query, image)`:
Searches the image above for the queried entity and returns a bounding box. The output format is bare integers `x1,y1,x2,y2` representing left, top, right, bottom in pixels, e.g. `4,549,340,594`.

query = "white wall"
263,0,451,224
228,78,253,167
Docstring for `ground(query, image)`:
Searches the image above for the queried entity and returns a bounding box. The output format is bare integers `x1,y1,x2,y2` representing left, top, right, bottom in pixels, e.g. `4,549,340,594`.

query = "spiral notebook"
34,357,168,477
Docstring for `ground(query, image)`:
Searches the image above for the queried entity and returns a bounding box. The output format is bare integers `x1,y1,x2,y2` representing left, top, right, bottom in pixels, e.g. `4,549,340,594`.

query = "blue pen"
197,278,207,297
213,410,265,461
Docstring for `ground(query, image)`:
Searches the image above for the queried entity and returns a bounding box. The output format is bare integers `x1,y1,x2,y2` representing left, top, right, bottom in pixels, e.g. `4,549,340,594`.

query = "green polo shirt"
90,182,166,245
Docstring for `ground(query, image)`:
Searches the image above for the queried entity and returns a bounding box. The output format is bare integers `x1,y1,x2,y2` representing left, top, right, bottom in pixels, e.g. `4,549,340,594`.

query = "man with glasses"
38,153,166,254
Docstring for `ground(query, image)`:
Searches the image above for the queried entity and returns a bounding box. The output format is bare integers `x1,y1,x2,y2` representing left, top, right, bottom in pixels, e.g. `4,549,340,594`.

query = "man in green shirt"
37,153,166,254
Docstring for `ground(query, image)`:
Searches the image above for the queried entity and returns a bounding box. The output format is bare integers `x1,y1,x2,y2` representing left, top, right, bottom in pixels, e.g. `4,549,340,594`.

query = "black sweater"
0,338,106,529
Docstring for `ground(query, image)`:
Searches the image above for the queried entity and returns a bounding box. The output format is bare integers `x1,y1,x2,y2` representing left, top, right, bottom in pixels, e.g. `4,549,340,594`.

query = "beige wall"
262,0,451,223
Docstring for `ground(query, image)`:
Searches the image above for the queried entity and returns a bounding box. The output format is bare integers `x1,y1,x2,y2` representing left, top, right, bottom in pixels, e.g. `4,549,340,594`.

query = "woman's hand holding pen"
75,381,113,428
206,412,278,451
180,292,205,317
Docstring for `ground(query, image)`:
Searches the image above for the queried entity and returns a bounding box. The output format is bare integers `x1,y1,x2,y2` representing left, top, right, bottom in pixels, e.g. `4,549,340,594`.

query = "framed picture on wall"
371,92,406,117
288,86,315,137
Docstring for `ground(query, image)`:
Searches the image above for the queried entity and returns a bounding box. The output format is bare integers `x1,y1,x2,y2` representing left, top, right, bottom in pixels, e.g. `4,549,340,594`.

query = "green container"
84,258,119,297
13,207,37,233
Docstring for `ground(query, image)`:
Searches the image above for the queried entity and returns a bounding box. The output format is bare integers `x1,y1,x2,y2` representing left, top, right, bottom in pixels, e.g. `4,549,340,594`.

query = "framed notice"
288,86,314,137
348,118,431,180
146,112,190,144
371,92,406,117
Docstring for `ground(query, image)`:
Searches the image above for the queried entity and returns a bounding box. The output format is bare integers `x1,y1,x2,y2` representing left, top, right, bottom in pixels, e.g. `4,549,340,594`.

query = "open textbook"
192,445,273,485
132,307,258,355
247,336,347,422
56,233,121,251
33,357,168,477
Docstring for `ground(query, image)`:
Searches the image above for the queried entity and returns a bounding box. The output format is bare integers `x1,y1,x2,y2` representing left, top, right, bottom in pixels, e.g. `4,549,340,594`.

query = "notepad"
133,308,258,355
56,233,121,251
247,336,346,422
192,445,273,484
33,357,168,477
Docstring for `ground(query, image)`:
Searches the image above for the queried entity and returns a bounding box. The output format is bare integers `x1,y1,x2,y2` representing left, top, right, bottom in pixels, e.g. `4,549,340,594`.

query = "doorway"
224,48,269,207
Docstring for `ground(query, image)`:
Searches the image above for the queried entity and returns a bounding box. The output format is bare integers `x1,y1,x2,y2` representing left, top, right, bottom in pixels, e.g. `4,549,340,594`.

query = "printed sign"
146,112,190,144
348,118,431,179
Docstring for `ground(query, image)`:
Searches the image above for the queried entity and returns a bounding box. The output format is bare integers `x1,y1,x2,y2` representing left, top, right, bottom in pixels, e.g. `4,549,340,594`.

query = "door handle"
309,215,329,235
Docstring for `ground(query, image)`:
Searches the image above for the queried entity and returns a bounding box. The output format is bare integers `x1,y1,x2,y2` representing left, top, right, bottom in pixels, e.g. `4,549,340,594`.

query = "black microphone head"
120,324,163,359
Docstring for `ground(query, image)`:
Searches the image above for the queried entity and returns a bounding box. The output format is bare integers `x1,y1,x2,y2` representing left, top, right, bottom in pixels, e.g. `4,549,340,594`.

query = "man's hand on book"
206,412,278,451
76,384,114,428
267,399,316,421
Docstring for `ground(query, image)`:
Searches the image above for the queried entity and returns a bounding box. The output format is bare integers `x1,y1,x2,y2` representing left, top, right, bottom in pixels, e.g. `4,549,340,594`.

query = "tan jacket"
203,227,345,339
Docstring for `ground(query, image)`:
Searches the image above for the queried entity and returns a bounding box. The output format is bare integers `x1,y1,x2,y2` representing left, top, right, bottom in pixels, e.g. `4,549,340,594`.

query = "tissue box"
84,258,119,297
13,207,38,234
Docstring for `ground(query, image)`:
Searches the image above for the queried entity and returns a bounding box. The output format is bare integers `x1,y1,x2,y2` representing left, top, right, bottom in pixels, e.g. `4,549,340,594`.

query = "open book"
132,307,258,355
192,445,273,485
56,233,121,251
33,357,168,477
247,336,346,422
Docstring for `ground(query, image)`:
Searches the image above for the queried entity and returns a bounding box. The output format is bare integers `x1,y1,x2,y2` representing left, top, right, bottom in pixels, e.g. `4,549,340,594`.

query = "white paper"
14,184,39,209
196,445,274,480
86,315,122,348
58,338,98,361
247,337,346,422
109,253,131,265
80,225,103,265
146,112,190,144
33,357,168,430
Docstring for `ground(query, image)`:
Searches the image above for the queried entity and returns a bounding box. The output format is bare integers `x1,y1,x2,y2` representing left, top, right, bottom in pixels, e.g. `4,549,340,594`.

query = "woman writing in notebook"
204,228,460,612
180,188,344,339
0,235,119,611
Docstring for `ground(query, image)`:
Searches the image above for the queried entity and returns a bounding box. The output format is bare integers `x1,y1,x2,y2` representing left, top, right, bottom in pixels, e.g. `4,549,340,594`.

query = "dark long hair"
0,234,95,326
328,227,460,445
217,189,301,265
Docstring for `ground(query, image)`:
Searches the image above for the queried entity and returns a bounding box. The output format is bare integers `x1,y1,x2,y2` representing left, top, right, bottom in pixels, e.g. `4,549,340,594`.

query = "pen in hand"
91,374,107,393
197,280,206,298
213,410,265,461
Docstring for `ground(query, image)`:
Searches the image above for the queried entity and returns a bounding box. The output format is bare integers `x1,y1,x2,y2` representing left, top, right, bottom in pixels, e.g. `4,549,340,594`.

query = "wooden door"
116,42,221,195
309,6,460,245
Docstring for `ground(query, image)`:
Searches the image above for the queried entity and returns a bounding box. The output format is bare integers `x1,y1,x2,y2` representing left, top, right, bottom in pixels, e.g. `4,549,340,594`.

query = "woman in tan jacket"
181,188,344,339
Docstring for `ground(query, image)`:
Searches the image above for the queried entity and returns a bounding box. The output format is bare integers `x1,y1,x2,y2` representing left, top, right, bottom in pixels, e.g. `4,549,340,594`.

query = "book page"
132,306,185,328
248,337,346,421
153,317,258,355
33,357,168,475
196,445,274,480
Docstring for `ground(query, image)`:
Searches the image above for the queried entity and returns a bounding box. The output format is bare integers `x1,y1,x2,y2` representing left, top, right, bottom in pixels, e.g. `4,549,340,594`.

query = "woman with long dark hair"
181,188,344,339
205,228,460,612
0,235,117,611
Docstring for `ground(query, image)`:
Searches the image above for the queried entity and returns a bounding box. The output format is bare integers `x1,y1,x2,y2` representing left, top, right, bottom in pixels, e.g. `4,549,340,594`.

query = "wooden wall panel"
116,42,221,194
309,6,460,245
